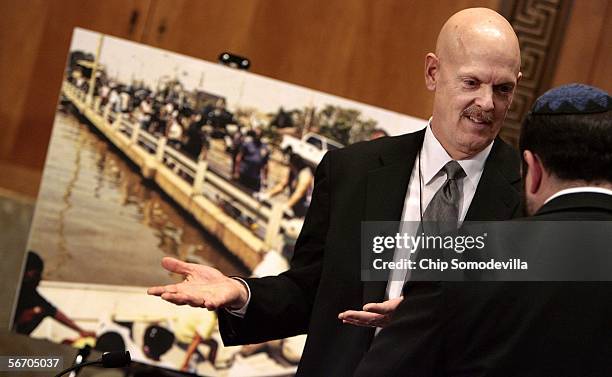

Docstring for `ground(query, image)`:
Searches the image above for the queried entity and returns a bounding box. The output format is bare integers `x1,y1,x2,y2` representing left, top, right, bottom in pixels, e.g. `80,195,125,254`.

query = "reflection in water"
28,110,248,286
55,127,86,277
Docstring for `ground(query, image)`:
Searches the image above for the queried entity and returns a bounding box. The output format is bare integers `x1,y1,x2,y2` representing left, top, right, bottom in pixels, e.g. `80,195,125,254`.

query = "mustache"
462,106,494,123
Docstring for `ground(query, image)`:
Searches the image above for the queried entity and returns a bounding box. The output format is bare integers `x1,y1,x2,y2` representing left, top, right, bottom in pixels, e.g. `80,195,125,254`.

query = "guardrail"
62,81,288,251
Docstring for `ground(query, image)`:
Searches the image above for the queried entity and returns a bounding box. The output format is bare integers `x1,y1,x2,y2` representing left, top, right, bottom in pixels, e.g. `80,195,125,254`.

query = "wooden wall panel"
551,0,611,92
589,0,612,91
0,1,50,170
0,0,152,172
142,0,500,121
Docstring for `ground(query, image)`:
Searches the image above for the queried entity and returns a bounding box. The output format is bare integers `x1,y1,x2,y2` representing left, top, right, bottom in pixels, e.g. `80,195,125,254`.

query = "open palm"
147,257,248,310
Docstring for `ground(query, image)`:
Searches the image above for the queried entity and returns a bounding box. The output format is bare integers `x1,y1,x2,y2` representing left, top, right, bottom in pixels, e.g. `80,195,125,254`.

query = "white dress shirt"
385,122,493,299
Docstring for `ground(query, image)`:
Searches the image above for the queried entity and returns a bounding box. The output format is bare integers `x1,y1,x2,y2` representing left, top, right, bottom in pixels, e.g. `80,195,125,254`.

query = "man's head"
426,8,522,159
519,84,612,215
24,251,44,287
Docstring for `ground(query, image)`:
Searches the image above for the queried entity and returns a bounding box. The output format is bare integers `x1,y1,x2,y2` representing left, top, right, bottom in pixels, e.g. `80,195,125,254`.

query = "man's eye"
496,85,513,94
464,80,478,88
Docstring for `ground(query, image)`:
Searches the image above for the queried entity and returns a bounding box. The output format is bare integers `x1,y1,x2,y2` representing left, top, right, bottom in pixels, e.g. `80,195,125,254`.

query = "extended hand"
337,297,404,328
147,257,248,310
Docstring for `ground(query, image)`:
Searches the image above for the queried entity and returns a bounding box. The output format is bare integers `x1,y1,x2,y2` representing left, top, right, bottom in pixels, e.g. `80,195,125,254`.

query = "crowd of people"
67,69,317,220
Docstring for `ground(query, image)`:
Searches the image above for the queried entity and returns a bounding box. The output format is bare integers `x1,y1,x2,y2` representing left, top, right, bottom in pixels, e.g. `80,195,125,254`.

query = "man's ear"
523,150,543,194
425,53,439,91
508,72,523,108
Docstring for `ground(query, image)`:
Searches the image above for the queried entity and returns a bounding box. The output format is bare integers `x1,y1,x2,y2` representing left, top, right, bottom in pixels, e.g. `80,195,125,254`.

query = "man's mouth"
463,115,492,125
461,106,494,125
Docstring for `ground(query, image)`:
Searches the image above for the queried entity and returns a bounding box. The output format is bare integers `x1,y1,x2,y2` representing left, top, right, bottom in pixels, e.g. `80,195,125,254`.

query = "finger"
341,319,378,328
161,257,192,275
160,292,189,305
342,315,391,328
161,291,206,307
339,310,384,323
342,319,374,327
363,297,403,314
147,286,166,296
147,283,179,296
363,302,395,315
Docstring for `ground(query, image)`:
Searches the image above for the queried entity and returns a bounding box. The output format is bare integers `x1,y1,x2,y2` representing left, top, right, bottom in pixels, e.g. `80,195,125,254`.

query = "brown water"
27,110,248,286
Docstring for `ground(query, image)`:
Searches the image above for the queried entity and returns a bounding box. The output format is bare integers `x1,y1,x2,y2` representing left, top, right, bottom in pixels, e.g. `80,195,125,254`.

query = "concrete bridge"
62,81,292,270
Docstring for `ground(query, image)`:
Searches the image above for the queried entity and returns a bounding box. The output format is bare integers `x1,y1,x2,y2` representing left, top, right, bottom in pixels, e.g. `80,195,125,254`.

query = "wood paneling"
0,1,50,171
0,0,152,173
589,0,612,91
551,0,612,92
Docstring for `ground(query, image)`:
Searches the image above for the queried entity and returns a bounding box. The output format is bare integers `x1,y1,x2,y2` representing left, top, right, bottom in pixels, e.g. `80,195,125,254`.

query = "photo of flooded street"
28,110,248,287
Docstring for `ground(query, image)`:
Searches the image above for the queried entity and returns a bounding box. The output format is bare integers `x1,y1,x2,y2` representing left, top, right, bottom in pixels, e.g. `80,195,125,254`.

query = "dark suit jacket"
219,129,522,376
354,192,612,377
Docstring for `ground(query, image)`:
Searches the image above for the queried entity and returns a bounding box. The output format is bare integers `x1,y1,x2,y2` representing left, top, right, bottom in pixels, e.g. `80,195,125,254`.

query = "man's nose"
474,85,494,111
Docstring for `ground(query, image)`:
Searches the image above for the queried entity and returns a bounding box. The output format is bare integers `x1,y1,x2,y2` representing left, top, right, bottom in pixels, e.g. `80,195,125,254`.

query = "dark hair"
143,325,174,359
519,111,612,182
25,251,44,273
289,153,307,171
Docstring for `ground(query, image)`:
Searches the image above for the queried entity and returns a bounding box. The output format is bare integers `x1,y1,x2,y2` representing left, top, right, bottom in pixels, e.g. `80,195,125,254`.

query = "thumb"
161,257,191,275
363,297,403,314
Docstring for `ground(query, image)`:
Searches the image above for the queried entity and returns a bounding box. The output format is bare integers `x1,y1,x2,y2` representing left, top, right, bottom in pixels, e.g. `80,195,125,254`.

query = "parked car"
280,132,344,166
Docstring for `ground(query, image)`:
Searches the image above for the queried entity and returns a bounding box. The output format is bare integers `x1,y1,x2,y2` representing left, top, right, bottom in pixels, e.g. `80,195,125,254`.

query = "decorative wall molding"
499,0,573,146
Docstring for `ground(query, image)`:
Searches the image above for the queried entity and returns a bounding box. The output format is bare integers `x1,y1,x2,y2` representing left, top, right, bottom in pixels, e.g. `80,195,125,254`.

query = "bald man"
148,8,523,376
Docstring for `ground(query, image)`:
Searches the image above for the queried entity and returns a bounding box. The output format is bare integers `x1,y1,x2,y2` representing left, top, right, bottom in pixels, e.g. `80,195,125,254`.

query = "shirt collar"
420,118,494,188
544,186,612,204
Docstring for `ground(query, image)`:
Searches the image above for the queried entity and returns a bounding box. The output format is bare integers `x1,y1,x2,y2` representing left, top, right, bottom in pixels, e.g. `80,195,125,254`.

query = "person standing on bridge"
233,128,269,193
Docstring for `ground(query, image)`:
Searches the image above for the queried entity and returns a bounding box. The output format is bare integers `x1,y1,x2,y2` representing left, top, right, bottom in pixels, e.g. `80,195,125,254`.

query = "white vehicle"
280,132,344,166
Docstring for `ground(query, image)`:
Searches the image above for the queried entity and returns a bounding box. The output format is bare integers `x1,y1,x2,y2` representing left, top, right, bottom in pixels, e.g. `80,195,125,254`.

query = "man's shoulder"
327,129,425,164
491,137,520,162
485,137,521,183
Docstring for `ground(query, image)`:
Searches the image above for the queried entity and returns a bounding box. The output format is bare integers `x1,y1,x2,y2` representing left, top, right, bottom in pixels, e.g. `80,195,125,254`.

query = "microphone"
54,351,131,377
101,351,131,368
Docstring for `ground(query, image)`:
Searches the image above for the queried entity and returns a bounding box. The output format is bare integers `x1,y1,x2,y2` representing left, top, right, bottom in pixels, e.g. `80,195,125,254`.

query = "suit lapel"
362,130,424,304
465,138,521,221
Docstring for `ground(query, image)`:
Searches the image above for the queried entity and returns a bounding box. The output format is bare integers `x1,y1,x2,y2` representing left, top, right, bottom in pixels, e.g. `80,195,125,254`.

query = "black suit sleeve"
354,282,446,377
219,153,331,345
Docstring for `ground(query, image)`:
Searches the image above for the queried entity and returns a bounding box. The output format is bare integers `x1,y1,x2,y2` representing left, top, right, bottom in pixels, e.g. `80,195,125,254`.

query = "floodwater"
27,110,248,287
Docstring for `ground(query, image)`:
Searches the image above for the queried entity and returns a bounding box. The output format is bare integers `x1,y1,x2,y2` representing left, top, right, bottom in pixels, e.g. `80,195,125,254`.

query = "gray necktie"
422,160,466,232
404,160,466,283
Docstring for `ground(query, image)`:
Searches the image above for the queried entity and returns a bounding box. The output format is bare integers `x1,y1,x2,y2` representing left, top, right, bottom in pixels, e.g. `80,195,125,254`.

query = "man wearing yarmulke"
355,84,612,377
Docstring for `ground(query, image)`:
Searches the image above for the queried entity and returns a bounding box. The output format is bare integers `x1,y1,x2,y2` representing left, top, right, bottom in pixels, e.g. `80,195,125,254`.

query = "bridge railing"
61,81,290,249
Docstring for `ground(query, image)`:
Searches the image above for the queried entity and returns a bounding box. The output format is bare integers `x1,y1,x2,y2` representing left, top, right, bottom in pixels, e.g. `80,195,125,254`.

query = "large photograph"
12,28,426,375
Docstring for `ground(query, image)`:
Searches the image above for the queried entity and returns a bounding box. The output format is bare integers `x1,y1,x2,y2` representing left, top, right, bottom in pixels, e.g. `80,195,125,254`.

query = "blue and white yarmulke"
532,83,611,115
